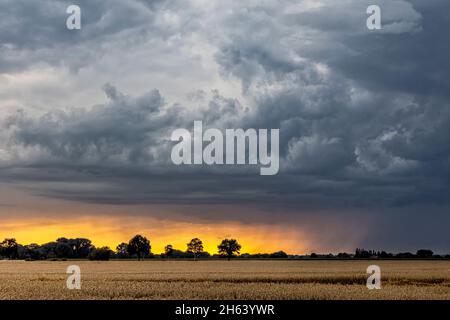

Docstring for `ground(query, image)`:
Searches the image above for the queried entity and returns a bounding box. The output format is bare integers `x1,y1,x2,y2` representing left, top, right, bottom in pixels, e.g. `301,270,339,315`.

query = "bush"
88,247,113,261
270,251,288,259
416,249,434,258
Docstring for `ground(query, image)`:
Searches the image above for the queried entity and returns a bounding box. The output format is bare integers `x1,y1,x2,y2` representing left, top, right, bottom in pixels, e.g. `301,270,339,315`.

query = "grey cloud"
4,84,174,165
0,0,195,73
1,0,450,250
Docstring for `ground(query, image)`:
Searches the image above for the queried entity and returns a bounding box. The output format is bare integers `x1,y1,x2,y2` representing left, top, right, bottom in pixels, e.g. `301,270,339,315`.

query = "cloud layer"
1,0,450,250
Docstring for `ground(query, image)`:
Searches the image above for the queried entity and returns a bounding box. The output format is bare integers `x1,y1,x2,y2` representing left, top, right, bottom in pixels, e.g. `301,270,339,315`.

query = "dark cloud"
1,0,450,250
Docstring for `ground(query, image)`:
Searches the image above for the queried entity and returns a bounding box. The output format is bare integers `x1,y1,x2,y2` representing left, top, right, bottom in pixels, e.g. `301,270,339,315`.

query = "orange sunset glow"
0,216,308,254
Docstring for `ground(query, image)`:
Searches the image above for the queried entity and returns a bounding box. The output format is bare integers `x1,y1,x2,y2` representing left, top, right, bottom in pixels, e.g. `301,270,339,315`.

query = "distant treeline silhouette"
0,235,242,261
0,236,448,261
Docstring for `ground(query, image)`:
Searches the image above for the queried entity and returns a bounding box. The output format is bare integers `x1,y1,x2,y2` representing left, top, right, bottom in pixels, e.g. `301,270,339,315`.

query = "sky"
1,0,450,254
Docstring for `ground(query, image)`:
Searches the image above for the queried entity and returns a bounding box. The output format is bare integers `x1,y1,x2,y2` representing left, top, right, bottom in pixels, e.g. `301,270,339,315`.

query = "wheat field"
0,260,450,300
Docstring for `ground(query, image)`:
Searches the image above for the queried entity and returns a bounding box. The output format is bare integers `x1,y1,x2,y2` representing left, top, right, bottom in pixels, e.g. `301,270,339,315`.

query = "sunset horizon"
0,215,311,255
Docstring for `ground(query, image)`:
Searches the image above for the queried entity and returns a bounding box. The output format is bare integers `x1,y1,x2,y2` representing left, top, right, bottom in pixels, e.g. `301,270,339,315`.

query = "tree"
54,237,93,258
270,251,288,259
24,243,45,260
355,248,371,258
55,242,72,258
127,235,151,261
164,244,174,258
218,238,241,260
337,252,351,259
416,249,433,258
396,252,414,259
0,238,19,259
187,238,204,261
116,242,129,259
88,247,113,260
70,238,93,258
379,251,393,258
40,241,58,259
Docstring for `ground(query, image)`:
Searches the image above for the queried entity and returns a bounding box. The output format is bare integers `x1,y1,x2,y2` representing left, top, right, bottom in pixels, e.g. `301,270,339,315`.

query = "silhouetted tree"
396,252,414,259
40,241,57,259
115,242,129,258
0,238,19,259
379,251,393,258
127,235,151,261
187,238,204,261
88,247,113,260
53,238,93,258
218,239,241,260
23,243,44,260
71,238,93,258
270,251,288,258
416,249,433,258
164,244,174,258
170,249,196,258
337,252,351,259
355,248,371,258
55,242,72,258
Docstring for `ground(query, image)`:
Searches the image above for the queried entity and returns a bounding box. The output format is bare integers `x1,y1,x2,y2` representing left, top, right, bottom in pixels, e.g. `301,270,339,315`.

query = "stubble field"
0,260,450,300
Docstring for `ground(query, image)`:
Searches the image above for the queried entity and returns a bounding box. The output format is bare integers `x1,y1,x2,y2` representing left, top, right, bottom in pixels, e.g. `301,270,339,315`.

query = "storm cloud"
1,0,450,251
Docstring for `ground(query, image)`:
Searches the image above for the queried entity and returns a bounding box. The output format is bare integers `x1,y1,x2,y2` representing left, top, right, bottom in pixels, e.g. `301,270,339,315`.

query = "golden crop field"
0,260,450,300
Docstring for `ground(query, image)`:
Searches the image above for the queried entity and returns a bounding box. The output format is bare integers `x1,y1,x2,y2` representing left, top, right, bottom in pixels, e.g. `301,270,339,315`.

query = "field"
1,260,450,300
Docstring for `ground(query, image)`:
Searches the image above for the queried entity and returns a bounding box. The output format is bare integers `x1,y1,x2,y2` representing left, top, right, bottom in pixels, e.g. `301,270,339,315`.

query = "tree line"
306,248,448,259
0,235,244,261
0,236,447,261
